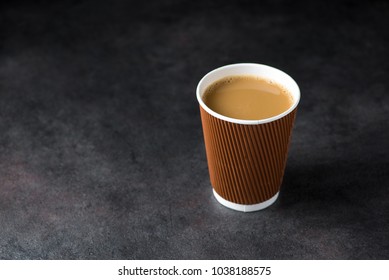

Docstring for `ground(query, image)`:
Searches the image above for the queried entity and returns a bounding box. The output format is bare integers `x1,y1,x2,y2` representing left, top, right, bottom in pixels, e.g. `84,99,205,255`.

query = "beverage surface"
202,75,293,120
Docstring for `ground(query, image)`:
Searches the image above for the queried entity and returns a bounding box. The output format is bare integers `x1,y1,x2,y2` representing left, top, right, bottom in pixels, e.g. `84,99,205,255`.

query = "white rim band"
213,189,279,212
196,63,300,125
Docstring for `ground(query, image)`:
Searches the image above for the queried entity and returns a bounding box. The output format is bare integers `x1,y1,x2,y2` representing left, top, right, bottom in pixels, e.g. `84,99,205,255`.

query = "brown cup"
197,63,300,212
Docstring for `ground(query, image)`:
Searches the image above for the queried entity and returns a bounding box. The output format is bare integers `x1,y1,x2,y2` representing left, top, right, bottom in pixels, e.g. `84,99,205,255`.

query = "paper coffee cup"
197,63,300,212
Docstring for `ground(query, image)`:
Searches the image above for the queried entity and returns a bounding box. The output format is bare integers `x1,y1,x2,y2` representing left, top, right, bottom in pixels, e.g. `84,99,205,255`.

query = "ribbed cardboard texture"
200,106,297,205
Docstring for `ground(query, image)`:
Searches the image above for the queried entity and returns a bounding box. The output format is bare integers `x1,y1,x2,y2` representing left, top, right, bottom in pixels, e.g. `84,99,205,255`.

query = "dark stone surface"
0,0,388,259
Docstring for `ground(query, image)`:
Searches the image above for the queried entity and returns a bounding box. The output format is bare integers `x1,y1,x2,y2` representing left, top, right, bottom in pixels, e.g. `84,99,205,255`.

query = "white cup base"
212,189,279,212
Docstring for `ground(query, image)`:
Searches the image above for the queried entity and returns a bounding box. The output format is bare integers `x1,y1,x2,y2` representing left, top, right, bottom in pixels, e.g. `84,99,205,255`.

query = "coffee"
202,75,293,120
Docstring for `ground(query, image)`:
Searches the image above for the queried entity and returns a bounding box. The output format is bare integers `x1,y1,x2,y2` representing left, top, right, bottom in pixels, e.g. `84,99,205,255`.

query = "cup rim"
196,63,301,125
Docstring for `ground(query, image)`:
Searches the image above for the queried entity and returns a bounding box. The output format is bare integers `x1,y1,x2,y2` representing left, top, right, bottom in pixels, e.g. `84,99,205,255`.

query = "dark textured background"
0,0,388,259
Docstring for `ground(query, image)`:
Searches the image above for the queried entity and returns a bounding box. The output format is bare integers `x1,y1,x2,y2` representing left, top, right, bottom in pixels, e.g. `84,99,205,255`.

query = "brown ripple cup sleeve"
197,63,300,212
